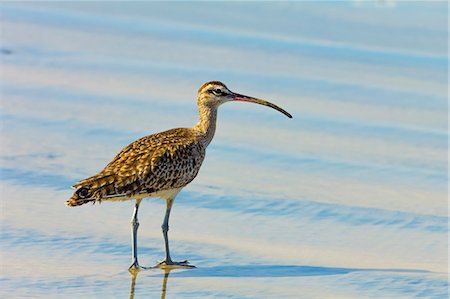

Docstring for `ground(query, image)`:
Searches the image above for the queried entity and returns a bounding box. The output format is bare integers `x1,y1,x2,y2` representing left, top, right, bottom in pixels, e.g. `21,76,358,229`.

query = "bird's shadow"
128,264,429,298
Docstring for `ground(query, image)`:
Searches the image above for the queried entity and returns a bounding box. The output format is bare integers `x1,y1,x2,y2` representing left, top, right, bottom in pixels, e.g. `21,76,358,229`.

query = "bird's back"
66,128,206,206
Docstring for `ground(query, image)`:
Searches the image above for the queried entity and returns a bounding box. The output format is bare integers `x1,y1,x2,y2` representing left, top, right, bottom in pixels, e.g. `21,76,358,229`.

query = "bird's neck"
194,103,217,147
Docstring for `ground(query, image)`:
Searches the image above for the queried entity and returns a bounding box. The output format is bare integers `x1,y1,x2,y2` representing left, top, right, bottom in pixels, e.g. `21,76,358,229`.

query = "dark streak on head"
198,81,228,94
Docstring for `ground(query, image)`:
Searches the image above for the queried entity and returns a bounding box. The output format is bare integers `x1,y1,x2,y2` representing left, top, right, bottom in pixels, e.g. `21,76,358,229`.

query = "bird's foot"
128,261,150,273
155,259,196,269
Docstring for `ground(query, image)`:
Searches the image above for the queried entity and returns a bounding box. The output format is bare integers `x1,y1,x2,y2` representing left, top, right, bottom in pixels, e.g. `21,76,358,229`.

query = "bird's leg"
161,197,174,263
129,199,143,271
158,196,194,268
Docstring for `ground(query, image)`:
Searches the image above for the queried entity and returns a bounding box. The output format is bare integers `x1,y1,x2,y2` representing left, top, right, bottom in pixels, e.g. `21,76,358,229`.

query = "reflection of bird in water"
129,271,138,299
159,270,170,299
129,269,172,299
66,81,292,269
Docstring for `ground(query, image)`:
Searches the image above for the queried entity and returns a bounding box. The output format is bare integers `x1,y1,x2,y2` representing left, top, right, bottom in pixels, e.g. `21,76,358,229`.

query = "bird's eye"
77,187,90,199
211,89,223,96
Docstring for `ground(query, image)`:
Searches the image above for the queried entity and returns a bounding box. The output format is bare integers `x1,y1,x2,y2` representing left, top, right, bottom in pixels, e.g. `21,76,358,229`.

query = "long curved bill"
232,93,292,118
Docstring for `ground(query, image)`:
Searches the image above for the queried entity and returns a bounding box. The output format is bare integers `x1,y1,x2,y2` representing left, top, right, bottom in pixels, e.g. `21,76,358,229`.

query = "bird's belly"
100,187,182,202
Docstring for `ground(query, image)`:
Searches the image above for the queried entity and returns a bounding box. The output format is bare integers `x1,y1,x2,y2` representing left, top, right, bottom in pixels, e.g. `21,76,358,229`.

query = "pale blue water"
0,2,448,298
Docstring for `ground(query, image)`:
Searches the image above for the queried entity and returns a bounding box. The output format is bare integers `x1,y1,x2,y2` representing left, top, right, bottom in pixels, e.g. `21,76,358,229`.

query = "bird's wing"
68,128,204,205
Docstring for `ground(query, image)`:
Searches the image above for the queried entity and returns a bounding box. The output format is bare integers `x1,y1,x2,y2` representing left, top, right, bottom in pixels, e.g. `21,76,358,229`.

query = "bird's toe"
156,260,195,269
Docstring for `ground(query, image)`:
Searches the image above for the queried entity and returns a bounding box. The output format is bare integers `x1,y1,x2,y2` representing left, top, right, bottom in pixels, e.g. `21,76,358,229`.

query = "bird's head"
197,81,292,118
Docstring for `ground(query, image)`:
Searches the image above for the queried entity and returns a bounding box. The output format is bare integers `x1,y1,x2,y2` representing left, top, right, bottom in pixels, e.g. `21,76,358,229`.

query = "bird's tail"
66,172,116,207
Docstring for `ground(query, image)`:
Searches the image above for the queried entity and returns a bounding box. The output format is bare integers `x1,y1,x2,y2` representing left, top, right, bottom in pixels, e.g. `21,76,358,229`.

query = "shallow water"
0,2,448,298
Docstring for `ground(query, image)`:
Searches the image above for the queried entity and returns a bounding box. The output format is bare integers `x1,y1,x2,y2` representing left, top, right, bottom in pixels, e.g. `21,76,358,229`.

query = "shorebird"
66,81,292,270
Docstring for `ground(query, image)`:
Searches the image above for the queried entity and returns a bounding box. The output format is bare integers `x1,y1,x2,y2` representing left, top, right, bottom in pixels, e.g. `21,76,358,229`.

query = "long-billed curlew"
66,81,292,270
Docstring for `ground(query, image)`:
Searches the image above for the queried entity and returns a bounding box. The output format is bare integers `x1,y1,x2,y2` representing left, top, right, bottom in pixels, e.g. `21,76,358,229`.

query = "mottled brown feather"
67,128,205,206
